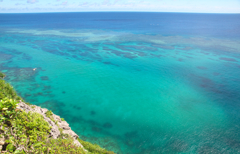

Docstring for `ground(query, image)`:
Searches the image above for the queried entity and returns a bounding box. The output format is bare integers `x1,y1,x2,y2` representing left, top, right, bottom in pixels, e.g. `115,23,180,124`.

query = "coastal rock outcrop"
16,101,84,149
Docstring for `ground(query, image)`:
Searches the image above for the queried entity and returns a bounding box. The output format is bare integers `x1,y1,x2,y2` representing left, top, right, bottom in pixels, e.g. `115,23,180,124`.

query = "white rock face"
17,101,84,149
0,136,5,151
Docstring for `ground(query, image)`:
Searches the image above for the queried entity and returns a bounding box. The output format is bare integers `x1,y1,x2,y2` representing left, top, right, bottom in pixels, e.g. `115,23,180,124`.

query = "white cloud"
102,0,111,5
62,1,68,5
0,0,239,13
27,0,38,4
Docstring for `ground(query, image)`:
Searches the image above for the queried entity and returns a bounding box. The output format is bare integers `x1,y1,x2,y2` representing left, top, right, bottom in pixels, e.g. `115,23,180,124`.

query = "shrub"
45,110,53,118
0,79,22,101
78,138,115,154
0,97,51,153
44,138,86,154
0,98,18,126
0,72,6,79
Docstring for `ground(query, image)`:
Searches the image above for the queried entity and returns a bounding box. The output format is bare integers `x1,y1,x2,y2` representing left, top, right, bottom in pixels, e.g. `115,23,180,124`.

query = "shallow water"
0,13,240,153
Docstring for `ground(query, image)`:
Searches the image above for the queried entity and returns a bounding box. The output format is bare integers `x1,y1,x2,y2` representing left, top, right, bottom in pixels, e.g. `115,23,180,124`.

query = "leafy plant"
45,110,53,118
45,110,58,124
0,79,22,101
5,111,52,153
0,97,18,125
44,138,86,154
0,72,6,79
78,138,115,154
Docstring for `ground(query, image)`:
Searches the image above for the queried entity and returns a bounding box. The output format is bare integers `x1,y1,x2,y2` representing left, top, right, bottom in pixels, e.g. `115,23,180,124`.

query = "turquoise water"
1,13,240,153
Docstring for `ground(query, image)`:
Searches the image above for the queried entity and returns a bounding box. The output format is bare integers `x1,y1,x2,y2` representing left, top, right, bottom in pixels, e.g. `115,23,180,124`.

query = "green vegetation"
0,79,22,101
1,98,52,153
0,72,115,154
78,138,115,154
45,110,58,124
0,72,6,79
45,110,53,118
0,92,86,153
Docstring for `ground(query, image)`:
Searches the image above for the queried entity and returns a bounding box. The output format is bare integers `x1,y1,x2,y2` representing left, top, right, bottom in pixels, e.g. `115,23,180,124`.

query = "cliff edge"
0,72,115,154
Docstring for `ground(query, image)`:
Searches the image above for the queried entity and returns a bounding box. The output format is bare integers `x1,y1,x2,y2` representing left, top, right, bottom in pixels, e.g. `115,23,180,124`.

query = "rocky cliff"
17,101,85,150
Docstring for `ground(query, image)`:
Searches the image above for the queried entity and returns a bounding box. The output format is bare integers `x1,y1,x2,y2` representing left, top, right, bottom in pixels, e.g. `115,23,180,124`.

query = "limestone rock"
0,137,5,145
59,121,71,130
53,114,61,122
17,101,84,149
0,137,5,151
17,101,60,139
63,129,79,139
74,139,83,148
16,145,24,151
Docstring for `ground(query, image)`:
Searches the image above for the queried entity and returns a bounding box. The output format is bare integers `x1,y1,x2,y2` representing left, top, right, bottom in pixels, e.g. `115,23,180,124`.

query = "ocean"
0,12,240,153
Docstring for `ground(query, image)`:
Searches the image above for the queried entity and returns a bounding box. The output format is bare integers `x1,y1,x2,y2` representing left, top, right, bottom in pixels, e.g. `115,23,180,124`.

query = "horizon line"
0,11,239,14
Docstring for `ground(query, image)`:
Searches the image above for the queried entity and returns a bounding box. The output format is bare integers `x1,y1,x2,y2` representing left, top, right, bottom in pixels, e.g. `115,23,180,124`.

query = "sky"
0,0,239,13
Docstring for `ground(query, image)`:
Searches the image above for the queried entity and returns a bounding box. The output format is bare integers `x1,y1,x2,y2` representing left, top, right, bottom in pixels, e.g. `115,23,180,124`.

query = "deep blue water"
1,12,240,38
0,12,240,153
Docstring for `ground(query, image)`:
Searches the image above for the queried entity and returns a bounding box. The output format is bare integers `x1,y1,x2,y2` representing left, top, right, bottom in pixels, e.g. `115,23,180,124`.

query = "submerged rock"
40,76,49,80
90,110,96,115
103,122,113,128
92,127,102,132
